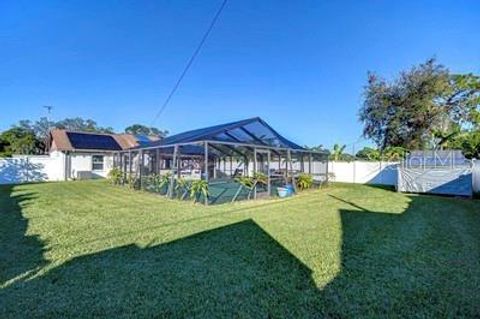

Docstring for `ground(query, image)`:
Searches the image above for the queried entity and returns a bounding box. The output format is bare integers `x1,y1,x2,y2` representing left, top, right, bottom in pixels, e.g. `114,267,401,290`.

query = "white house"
46,129,158,180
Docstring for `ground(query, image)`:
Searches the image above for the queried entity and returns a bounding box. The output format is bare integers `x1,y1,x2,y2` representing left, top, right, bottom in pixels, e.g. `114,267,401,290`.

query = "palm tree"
330,144,346,161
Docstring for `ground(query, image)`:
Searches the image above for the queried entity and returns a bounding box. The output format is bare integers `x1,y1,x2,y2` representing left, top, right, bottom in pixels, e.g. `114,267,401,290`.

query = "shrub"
107,167,123,185
190,180,209,203
296,173,313,190
253,172,268,185
235,172,267,189
175,177,191,199
235,176,255,188
126,174,140,190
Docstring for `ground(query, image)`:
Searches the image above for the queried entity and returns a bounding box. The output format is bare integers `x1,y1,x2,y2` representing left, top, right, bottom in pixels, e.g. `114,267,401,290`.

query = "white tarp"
397,167,472,196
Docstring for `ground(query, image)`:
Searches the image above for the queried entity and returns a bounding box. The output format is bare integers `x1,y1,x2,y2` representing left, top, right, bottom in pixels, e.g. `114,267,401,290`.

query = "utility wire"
150,0,228,126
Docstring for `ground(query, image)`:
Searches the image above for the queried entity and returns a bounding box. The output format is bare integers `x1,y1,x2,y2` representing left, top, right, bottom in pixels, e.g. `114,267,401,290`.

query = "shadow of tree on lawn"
0,184,47,285
1,220,323,318
0,159,48,184
1,187,480,318
322,194,480,317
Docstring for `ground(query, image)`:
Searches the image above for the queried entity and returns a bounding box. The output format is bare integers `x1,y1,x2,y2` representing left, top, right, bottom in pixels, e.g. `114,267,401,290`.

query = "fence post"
204,142,209,205
380,160,383,185
353,160,356,184
25,157,29,183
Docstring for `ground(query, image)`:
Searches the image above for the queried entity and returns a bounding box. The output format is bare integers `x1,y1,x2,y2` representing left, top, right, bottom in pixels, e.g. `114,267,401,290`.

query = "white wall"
0,152,65,184
0,151,115,184
69,153,114,179
2,153,478,189
473,160,480,193
328,161,399,185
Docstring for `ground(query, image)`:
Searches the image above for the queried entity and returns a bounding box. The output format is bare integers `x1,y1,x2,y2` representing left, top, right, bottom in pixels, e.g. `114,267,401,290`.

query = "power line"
150,0,228,126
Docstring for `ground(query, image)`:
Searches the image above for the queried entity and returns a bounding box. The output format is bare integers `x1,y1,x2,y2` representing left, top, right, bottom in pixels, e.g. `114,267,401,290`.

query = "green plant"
107,167,123,185
175,177,191,199
160,173,173,195
296,173,313,190
235,176,255,188
126,174,140,190
145,173,173,195
330,144,347,161
143,174,161,192
253,172,268,185
189,180,209,203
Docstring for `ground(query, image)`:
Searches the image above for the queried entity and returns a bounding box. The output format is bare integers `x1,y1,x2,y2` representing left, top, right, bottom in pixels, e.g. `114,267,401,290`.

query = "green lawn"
1,181,479,318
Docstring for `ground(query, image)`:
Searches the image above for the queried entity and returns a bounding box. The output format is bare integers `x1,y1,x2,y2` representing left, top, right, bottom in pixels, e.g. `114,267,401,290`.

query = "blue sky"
1,1,479,150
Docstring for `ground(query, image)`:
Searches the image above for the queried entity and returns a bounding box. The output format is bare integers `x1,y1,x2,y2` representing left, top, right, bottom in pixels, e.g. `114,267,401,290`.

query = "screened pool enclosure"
113,118,329,204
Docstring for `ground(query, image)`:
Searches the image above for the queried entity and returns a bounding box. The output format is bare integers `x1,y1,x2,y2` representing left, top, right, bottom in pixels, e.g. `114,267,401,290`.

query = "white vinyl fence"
328,161,398,185
1,155,479,191
0,154,65,184
473,160,480,193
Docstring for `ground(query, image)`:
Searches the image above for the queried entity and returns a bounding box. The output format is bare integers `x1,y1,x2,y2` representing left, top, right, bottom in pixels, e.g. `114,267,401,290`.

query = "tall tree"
304,144,325,152
124,124,168,138
329,144,353,161
56,117,114,134
32,117,57,140
356,147,381,161
0,127,43,156
359,58,480,149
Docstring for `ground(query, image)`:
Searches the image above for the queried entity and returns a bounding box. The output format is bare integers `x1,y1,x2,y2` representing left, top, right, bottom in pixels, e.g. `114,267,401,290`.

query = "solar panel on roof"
67,132,122,150
133,134,149,142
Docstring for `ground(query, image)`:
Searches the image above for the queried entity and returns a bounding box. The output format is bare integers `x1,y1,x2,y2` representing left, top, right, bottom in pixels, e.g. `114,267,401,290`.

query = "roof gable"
49,129,73,151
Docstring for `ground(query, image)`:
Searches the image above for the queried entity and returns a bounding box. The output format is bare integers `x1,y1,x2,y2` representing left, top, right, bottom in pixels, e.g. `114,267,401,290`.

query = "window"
92,155,104,171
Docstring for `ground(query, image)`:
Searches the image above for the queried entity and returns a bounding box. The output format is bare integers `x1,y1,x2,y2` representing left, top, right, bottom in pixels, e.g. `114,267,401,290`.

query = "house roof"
139,117,305,150
48,129,159,152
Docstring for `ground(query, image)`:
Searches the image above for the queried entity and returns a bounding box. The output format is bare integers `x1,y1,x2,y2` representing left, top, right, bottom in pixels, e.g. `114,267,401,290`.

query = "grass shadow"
1,185,480,317
1,219,323,318
0,185,47,285
320,193,480,317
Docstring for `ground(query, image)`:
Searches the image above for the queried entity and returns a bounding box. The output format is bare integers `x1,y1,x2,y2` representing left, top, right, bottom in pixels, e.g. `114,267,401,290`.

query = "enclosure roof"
137,117,306,150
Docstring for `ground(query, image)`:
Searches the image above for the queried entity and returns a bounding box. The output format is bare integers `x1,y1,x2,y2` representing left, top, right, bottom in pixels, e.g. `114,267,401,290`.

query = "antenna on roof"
43,105,54,120
42,105,55,149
